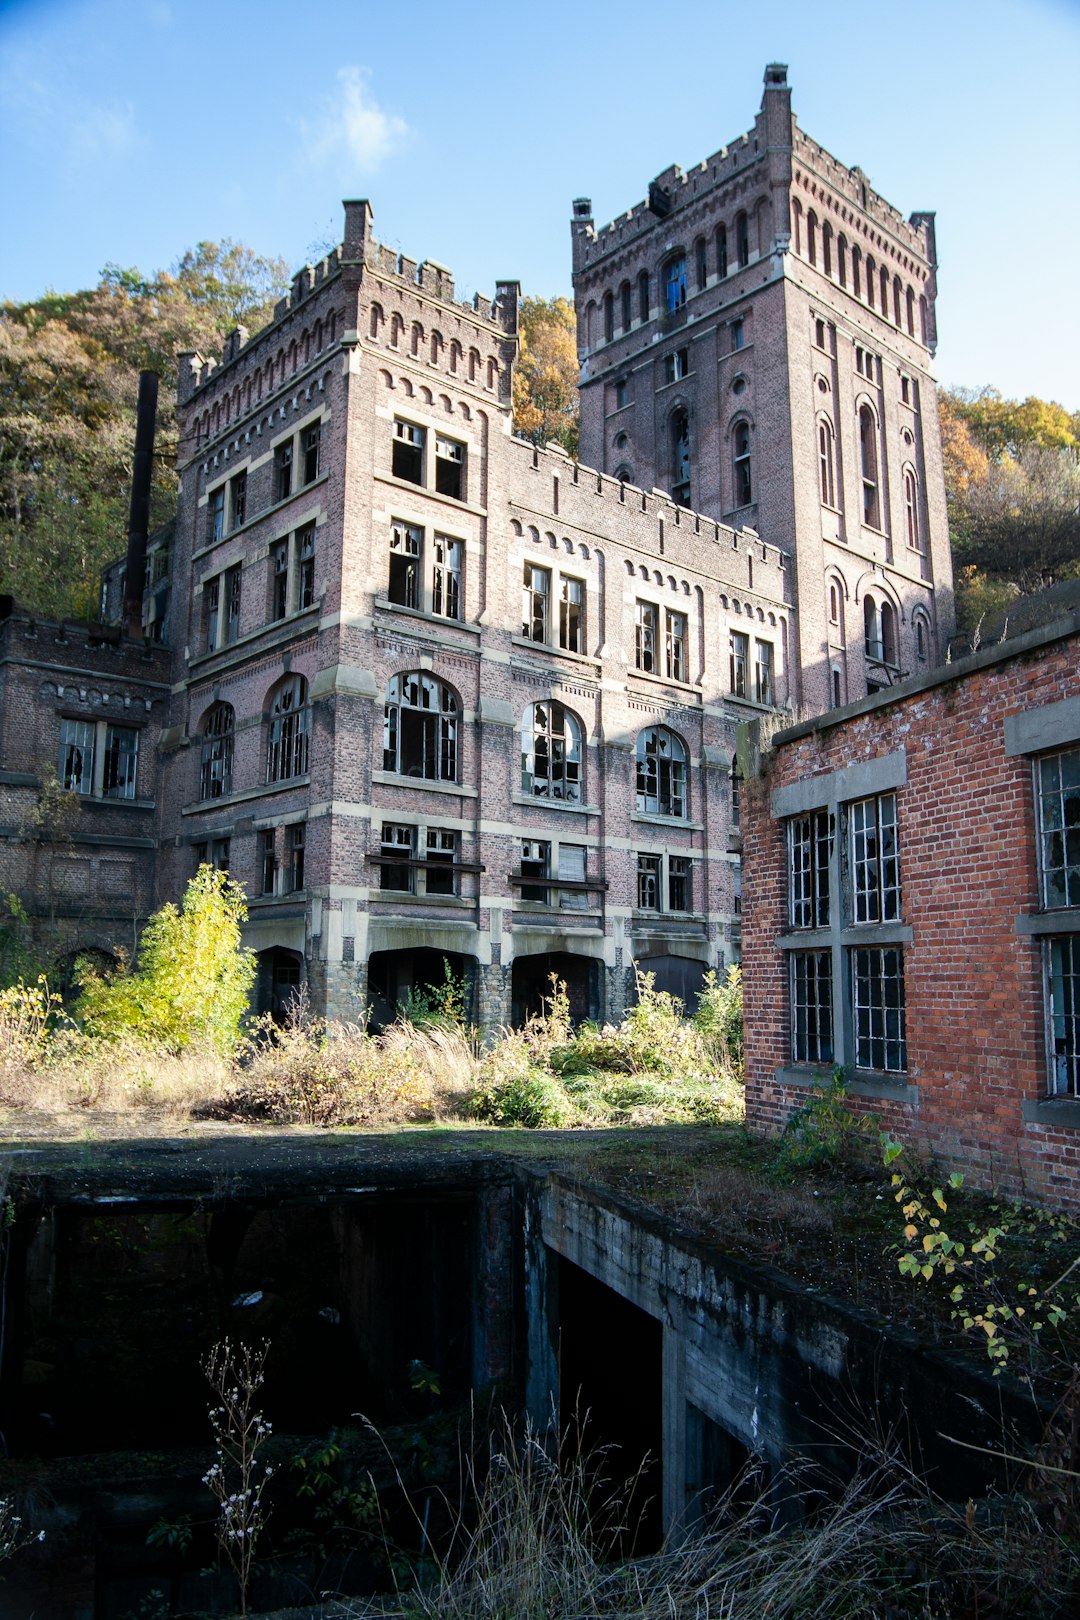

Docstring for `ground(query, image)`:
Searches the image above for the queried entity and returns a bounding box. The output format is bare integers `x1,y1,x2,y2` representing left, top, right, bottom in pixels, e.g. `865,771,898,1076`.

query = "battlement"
792,126,932,261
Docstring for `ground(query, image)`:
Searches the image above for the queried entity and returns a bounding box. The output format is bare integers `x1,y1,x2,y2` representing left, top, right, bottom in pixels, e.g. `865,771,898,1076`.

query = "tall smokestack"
122,370,159,635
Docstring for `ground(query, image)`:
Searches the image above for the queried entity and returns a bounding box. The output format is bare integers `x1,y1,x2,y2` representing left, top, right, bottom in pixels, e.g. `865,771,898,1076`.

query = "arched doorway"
511,952,599,1027
256,946,304,1022
366,948,475,1032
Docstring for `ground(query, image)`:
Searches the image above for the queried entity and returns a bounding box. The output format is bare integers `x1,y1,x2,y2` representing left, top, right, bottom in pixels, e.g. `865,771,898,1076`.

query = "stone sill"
1022,1098,1080,1128
181,777,310,815
372,771,478,799
511,794,599,817
774,1065,918,1105
375,600,482,636
511,636,602,670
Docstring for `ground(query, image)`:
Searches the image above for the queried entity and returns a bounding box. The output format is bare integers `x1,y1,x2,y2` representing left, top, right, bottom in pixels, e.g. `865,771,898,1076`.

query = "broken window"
791,951,834,1063
204,578,221,651
259,829,277,895
266,675,310,783
102,725,138,800
230,470,247,530
754,640,774,706
297,524,316,610
558,843,588,911
850,792,900,925
664,255,687,315
520,839,551,904
432,535,462,620
393,420,424,484
637,269,650,322
666,611,686,681
522,563,551,642
199,703,235,801
735,211,750,268
288,823,305,891
637,853,662,910
733,420,752,506
224,564,242,644
789,809,832,929
435,435,464,499
425,828,460,895
270,540,289,620
669,856,690,913
559,576,584,652
302,422,321,485
195,836,230,874
521,701,582,802
273,440,293,502
664,347,689,384
635,601,658,673
58,718,94,795
636,727,687,818
383,671,459,782
671,408,691,506
729,630,749,697
380,822,416,892
390,521,421,609
208,485,225,543
852,946,907,1071
1037,749,1080,911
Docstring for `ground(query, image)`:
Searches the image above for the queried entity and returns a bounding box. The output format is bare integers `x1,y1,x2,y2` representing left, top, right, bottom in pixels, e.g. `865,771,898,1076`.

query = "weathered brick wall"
743,619,1080,1211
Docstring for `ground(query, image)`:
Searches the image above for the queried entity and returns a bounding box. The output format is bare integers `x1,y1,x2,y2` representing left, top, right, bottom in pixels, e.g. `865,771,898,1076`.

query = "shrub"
693,964,744,1075
74,866,255,1056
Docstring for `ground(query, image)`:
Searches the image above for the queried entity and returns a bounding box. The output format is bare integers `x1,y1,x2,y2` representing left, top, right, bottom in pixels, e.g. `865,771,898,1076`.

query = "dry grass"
0,1029,237,1115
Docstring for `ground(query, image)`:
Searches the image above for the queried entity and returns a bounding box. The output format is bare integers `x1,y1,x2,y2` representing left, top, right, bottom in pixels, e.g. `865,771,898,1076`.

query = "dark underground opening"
1,1187,503,1620
555,1253,664,1555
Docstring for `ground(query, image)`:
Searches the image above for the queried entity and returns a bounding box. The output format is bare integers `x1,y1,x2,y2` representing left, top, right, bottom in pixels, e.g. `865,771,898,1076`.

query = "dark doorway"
256,945,304,1021
366,948,475,1031
635,953,708,1009
556,1255,664,1553
512,952,598,1026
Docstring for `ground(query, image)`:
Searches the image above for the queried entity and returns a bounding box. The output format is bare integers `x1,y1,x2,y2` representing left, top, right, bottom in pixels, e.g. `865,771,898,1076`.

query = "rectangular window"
559,577,584,653
301,422,321,485
850,792,900,924
664,348,689,384
230,470,247,530
432,535,462,620
425,828,460,896
729,630,749,697
522,563,551,642
754,640,774,706
669,856,690,913
520,839,551,904
615,378,628,409
435,435,464,499
852,945,907,1072
731,318,745,352
208,486,225,542
389,521,421,609
637,853,662,911
287,824,305,892
58,719,95,794
789,810,832,929
297,524,316,610
273,441,293,502
1037,748,1080,909
635,601,658,673
1047,935,1080,1097
224,565,242,644
204,578,221,651
665,611,686,682
791,952,834,1064
102,726,138,799
380,823,416,892
260,830,277,895
198,836,230,873
393,420,424,484
558,843,588,911
271,540,289,620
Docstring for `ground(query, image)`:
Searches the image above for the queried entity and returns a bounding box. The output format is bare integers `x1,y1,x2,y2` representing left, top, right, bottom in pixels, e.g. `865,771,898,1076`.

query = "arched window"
390,313,404,348
266,675,310,784
637,269,650,322
904,467,921,551
199,703,234,800
851,245,862,299
822,222,833,277
383,672,459,781
880,266,890,316
865,255,876,308
914,613,929,661
716,223,728,278
521,701,582,802
603,290,615,343
818,416,836,507
694,236,707,291
832,664,844,707
837,233,848,288
864,597,898,667
881,599,898,665
636,728,687,818
807,210,818,267
620,280,632,331
664,254,687,315
733,419,752,507
828,579,845,642
735,211,750,268
671,407,691,505
893,275,903,327
859,405,879,527
906,286,916,337
410,322,423,357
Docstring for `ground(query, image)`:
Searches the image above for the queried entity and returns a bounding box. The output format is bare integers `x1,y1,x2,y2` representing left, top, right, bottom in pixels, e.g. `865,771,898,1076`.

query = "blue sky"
1,0,1078,405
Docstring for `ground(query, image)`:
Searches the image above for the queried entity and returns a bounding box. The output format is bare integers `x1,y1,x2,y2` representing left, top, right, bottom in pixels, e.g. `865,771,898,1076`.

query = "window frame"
635,727,688,820
383,671,460,784
521,700,583,803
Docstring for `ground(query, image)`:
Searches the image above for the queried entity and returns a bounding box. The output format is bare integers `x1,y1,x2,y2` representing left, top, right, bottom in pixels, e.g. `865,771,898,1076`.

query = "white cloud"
300,66,409,172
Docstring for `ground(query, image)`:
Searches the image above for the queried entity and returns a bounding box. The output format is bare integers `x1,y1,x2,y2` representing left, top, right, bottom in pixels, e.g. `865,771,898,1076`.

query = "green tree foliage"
74,865,256,1054
0,242,289,619
941,386,1080,626
512,295,580,457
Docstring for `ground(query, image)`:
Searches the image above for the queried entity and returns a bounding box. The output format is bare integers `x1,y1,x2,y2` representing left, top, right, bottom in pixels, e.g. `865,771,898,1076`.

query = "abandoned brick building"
0,65,955,1029
741,610,1080,1213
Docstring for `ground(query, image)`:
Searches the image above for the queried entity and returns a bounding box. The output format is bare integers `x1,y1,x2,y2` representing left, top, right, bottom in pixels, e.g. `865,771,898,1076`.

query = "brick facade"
742,612,1080,1212
0,66,956,1038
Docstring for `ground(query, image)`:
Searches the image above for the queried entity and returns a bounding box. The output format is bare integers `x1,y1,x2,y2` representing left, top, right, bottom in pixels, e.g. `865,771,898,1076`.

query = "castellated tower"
571,64,954,712
161,198,780,1026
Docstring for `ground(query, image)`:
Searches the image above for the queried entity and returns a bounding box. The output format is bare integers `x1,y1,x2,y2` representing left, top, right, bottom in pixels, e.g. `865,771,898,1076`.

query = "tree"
74,866,256,1054
0,241,289,620
512,295,580,458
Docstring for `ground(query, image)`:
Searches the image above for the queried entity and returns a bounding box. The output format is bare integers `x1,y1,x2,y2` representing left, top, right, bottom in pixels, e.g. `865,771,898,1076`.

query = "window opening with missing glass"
521,701,582,802
384,672,459,782
636,728,687,818
59,719,139,800
1035,747,1080,1098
